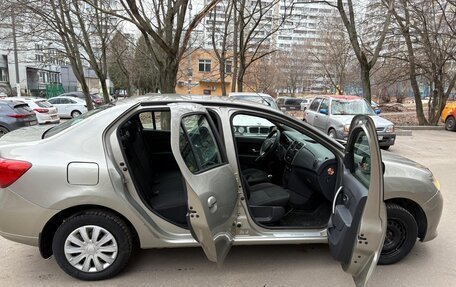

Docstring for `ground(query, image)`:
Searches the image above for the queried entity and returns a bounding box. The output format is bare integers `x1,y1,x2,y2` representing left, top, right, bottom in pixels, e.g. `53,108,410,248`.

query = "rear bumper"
0,188,58,247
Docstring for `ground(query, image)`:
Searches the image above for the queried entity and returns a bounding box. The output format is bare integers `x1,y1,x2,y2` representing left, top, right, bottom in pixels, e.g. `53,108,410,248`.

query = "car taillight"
34,108,49,113
0,158,32,188
7,113,32,118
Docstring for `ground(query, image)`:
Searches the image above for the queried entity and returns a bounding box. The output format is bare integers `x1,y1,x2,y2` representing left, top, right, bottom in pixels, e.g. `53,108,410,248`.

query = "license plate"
378,136,383,140
29,121,37,126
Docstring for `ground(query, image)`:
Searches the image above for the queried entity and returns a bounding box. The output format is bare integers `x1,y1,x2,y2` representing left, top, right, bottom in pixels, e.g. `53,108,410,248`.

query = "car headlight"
238,126,245,134
343,124,350,133
385,125,395,133
432,175,441,191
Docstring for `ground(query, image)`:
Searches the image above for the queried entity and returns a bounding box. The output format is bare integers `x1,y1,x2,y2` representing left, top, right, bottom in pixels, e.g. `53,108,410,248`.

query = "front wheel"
71,110,82,118
328,129,337,139
380,145,390,150
0,126,9,137
445,116,456,131
379,204,418,265
52,210,133,280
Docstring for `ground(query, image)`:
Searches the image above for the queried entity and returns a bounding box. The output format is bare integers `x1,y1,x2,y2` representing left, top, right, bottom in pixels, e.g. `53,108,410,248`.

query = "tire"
0,126,9,138
52,210,133,281
380,145,390,150
379,204,418,265
71,110,82,118
445,116,456,131
328,129,337,139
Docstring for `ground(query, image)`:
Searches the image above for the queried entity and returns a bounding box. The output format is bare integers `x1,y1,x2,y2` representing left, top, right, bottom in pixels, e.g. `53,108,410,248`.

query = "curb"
395,129,413,136
397,126,444,130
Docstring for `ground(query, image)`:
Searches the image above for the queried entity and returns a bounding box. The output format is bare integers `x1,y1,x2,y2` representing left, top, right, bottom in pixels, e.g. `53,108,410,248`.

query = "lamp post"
11,8,21,97
187,1,193,95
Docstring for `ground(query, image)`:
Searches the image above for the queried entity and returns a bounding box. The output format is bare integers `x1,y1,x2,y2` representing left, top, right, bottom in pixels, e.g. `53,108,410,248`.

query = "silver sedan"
0,95,442,285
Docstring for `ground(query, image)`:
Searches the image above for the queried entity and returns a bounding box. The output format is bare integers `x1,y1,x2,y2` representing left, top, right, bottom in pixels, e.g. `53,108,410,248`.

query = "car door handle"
332,186,344,214
252,148,259,153
207,196,217,213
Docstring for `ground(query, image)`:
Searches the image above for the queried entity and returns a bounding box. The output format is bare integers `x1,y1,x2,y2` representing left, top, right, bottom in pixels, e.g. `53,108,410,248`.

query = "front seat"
243,168,270,185
241,176,290,224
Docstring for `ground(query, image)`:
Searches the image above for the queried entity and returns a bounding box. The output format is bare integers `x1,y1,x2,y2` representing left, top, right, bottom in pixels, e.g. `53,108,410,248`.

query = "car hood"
382,151,432,178
331,115,393,127
0,125,50,145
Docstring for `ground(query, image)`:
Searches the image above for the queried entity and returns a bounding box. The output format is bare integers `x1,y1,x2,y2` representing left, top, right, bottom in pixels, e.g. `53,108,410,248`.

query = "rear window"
35,100,51,108
42,107,107,138
13,104,33,114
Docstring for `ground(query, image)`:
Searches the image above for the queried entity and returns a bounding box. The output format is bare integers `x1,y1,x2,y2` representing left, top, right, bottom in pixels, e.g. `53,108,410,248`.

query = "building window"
225,60,232,74
199,59,211,72
0,68,8,82
203,89,211,95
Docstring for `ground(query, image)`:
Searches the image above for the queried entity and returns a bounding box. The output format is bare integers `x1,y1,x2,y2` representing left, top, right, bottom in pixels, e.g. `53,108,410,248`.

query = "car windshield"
331,99,375,116
234,95,279,110
42,107,108,139
36,100,52,108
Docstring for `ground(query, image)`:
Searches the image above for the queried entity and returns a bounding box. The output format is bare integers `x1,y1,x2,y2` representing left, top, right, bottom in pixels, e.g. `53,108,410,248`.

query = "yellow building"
176,49,233,96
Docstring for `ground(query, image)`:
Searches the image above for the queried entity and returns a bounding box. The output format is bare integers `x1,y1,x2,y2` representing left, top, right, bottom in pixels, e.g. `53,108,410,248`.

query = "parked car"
305,95,396,150
440,101,456,131
7,97,59,124
229,92,280,110
59,92,107,106
0,96,442,284
48,96,88,118
276,96,303,111
0,99,38,137
300,98,312,111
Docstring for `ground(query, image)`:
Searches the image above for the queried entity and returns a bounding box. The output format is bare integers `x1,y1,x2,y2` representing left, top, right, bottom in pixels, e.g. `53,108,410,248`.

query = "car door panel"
169,103,238,264
328,115,386,287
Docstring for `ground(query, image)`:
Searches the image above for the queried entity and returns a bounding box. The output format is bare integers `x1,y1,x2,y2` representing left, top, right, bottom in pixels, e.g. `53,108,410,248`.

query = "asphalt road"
0,130,455,287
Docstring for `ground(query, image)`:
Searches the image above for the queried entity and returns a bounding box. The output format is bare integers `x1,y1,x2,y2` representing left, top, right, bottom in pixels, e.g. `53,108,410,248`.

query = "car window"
35,100,51,108
43,107,108,138
68,99,77,104
285,98,302,105
13,104,33,114
320,98,329,110
232,114,275,137
48,98,60,104
331,99,375,115
309,98,322,111
351,130,371,187
139,111,170,130
179,114,223,173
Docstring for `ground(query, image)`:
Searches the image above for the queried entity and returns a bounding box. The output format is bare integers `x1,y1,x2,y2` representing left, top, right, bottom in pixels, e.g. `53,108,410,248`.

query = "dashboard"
280,131,338,201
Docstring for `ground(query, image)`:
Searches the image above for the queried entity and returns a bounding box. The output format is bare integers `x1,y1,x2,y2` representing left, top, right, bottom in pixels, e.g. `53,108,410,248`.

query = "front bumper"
421,190,444,242
378,132,396,147
0,188,58,246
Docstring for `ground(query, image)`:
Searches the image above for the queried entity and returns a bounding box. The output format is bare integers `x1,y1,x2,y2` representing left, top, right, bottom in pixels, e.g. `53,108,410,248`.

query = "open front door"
328,115,387,287
169,103,239,264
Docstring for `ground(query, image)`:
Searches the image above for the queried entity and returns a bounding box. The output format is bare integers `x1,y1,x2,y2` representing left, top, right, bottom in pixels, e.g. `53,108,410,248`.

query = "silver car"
0,96,442,285
305,96,396,150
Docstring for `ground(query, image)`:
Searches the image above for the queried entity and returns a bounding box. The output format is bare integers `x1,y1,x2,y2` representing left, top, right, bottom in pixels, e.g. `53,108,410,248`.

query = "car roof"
6,97,48,102
50,96,83,100
123,94,282,112
315,95,362,101
228,92,273,99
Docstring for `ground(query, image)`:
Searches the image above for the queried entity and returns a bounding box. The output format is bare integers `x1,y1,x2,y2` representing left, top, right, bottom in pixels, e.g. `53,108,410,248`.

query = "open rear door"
328,115,387,287
169,103,239,264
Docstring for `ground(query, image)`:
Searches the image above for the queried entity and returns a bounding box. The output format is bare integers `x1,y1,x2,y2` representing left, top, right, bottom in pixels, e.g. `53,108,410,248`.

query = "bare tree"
83,0,221,93
389,0,456,125
108,32,135,97
234,0,293,92
310,16,352,95
244,55,279,95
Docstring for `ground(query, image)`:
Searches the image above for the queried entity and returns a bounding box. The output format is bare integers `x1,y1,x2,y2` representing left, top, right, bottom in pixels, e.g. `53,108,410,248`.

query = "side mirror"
319,108,328,115
375,108,381,115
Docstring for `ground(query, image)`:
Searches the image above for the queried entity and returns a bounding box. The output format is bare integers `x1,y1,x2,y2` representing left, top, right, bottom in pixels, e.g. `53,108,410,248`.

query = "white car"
48,96,88,118
7,97,60,124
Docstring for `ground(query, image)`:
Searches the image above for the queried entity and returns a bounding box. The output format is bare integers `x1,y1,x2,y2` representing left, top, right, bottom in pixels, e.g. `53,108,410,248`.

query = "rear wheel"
0,126,9,137
445,116,456,131
71,110,82,118
379,204,418,265
52,210,132,280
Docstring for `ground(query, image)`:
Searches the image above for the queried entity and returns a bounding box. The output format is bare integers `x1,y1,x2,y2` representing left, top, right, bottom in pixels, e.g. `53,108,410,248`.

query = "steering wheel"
256,129,281,162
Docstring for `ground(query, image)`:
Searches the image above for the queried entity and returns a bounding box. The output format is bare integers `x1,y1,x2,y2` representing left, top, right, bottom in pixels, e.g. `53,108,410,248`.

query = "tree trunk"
99,75,110,103
231,5,239,93
159,56,179,93
360,63,372,103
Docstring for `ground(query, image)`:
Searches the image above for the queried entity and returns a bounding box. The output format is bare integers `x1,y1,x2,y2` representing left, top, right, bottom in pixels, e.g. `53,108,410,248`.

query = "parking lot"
0,129,454,287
